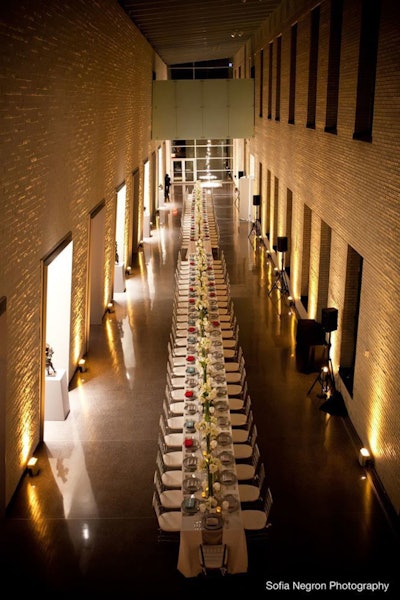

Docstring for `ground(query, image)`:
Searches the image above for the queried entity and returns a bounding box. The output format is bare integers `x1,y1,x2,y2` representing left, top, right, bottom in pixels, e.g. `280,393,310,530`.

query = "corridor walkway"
1,183,398,598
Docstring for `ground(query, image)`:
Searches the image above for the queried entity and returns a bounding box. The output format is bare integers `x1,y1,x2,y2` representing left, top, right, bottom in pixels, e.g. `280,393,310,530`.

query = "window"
288,23,297,125
267,42,273,119
259,49,264,118
325,0,343,134
353,0,381,142
306,6,320,129
275,36,282,121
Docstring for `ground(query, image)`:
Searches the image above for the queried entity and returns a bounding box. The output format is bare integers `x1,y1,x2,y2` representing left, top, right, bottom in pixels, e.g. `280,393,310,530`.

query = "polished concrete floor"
1,183,399,598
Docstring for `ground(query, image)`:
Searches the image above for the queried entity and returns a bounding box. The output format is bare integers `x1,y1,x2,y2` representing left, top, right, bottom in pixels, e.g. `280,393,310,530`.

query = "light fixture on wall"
107,302,114,313
27,457,40,477
359,447,372,467
78,358,86,373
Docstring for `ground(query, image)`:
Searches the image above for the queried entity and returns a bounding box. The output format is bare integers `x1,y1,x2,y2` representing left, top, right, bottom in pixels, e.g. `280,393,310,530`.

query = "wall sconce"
359,447,372,467
27,457,40,477
78,358,86,373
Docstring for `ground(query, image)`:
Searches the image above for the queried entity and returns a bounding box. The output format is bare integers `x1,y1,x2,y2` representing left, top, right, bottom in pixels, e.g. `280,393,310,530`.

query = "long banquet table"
175,245,248,577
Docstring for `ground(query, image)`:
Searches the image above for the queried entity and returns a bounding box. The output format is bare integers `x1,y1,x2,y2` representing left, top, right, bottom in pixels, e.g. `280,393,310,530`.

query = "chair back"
252,443,261,468
257,462,266,491
199,543,228,575
264,487,273,522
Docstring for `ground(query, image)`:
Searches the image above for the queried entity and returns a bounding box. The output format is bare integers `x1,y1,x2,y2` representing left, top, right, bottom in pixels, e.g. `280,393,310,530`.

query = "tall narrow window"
307,6,320,129
267,42,273,119
286,189,293,273
339,247,363,396
301,205,312,311
288,23,297,124
266,170,271,237
273,176,279,249
353,0,381,142
259,49,264,118
275,36,281,121
325,0,343,133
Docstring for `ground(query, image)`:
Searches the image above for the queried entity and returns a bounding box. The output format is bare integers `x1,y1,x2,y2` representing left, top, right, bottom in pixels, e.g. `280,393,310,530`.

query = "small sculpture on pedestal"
46,344,56,376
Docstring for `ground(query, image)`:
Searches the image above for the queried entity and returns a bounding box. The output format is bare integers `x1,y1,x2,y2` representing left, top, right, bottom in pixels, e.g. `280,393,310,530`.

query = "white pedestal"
45,369,70,421
143,214,151,238
114,263,126,292
239,176,254,221
158,189,165,207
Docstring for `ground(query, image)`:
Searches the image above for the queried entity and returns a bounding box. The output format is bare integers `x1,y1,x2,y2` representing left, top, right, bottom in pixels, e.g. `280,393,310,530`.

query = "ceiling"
118,0,282,65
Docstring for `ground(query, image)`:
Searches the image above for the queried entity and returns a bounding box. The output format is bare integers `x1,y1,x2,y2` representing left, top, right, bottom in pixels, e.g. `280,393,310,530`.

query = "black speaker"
238,171,244,178
277,236,288,252
321,307,338,332
253,194,261,206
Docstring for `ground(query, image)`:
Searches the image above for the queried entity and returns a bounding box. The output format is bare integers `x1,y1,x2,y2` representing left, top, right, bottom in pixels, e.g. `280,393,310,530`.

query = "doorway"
42,236,73,423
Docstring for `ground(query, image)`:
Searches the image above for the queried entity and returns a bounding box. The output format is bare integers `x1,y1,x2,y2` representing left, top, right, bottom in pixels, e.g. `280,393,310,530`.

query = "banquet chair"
224,349,245,372
154,469,183,509
156,450,182,488
152,490,181,543
226,368,246,397
165,387,184,415
157,433,182,469
233,423,258,461
232,410,253,443
159,414,183,448
241,487,273,541
238,462,265,504
199,544,229,577
166,363,186,389
230,394,252,427
228,395,245,411
236,443,261,481
222,337,239,351
163,399,184,431
167,342,187,366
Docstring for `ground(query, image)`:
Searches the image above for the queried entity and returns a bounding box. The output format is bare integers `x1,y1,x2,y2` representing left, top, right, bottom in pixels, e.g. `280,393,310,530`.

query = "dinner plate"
212,351,224,360
214,400,228,411
183,455,198,472
216,432,232,447
210,330,220,337
213,362,225,371
216,387,227,397
213,375,225,384
183,476,201,493
181,497,199,515
222,494,239,513
212,340,223,347
218,451,235,466
202,513,223,530
220,470,237,486
184,403,197,414
217,415,230,427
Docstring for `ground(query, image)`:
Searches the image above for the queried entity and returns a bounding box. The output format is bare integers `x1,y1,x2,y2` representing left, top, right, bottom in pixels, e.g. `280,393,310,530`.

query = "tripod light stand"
307,309,338,398
248,195,262,238
307,331,335,398
267,236,290,296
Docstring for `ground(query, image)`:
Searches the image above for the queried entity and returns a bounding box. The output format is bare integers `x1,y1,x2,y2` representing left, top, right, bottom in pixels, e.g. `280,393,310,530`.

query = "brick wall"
0,0,161,505
239,0,400,512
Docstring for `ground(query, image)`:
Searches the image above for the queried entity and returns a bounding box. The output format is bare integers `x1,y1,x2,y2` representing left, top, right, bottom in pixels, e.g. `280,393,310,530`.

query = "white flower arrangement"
196,336,212,353
195,418,220,438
